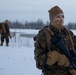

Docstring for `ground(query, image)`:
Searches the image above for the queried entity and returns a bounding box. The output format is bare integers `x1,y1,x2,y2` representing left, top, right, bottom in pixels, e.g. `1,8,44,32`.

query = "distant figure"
0,20,11,46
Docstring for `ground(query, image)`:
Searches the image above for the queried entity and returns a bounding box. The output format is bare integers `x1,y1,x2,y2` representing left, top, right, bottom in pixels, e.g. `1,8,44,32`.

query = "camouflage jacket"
34,25,76,71
1,23,10,36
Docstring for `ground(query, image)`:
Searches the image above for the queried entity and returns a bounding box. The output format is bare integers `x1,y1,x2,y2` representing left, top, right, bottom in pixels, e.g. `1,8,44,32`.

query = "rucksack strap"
44,27,54,51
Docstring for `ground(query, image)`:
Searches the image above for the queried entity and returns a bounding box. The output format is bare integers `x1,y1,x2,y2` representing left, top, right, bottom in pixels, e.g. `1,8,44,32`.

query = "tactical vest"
44,26,74,52
34,25,74,70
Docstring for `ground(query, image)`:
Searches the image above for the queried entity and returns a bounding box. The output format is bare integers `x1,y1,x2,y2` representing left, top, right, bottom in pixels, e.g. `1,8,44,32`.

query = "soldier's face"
51,14,64,29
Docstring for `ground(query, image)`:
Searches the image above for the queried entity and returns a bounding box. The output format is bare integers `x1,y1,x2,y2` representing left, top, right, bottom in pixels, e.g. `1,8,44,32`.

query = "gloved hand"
46,51,59,65
46,51,70,67
57,54,70,67
69,69,76,75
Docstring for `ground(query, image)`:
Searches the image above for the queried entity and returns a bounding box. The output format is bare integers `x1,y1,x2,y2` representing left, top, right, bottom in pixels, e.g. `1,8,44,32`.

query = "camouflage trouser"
42,69,71,75
1,35,9,43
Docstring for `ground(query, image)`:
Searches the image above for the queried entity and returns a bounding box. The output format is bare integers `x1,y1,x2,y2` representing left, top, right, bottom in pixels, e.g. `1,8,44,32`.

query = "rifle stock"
51,34,76,70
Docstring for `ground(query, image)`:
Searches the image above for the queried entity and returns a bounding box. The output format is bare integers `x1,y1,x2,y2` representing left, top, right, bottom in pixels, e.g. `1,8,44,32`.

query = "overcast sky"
0,0,76,25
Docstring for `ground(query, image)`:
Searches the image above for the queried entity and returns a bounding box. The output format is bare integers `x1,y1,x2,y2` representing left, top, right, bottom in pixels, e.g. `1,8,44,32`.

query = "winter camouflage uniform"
0,20,11,46
34,5,76,75
34,25,76,75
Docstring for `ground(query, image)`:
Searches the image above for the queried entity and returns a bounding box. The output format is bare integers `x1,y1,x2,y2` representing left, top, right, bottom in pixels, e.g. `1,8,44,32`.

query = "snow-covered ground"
0,47,42,75
0,29,76,75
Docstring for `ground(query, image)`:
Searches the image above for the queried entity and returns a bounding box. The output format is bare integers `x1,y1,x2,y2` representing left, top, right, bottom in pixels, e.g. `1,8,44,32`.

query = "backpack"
33,26,48,41
0,23,8,34
0,23,2,33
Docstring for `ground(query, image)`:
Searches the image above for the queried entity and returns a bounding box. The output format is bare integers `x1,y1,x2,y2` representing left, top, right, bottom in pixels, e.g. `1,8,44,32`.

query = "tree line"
8,19,76,30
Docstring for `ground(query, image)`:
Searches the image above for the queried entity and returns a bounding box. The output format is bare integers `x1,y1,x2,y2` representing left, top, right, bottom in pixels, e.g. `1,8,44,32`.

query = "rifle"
51,33,76,70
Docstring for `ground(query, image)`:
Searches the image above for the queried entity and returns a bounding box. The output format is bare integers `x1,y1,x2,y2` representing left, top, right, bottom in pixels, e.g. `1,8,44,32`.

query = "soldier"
34,6,76,75
0,20,11,46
